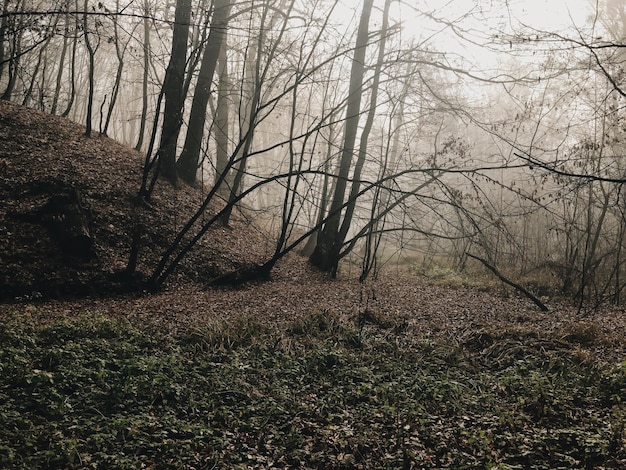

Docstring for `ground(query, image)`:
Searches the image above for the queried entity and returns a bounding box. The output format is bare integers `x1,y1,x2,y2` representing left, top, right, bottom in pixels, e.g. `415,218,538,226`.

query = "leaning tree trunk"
176,0,231,185
102,0,126,137
154,0,192,184
23,25,55,107
335,0,391,276
309,0,374,274
51,8,70,115
219,2,266,225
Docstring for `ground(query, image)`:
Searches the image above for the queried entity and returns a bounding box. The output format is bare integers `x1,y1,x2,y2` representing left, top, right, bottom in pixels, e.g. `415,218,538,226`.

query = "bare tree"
1,0,24,100
82,0,98,137
334,0,393,276
153,0,192,184
50,2,72,115
101,0,139,136
176,0,231,185
309,0,374,274
213,37,230,188
135,0,153,151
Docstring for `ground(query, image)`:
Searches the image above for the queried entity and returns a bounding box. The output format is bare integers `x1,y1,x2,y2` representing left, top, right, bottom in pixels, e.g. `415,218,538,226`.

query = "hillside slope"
0,100,271,300
1,100,625,353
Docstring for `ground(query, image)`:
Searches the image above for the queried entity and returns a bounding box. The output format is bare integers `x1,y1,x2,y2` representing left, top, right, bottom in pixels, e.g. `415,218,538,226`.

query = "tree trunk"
176,0,231,185
61,0,79,118
219,5,265,225
301,125,336,257
23,14,58,107
102,0,125,136
214,39,230,189
83,0,96,137
1,0,23,101
135,1,151,151
220,0,291,225
0,0,9,82
51,8,70,115
360,62,411,281
309,0,374,274
336,0,391,267
155,0,192,184
22,37,46,107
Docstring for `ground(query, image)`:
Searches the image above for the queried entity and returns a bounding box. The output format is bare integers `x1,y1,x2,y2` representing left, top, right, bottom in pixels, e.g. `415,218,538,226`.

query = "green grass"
0,309,624,469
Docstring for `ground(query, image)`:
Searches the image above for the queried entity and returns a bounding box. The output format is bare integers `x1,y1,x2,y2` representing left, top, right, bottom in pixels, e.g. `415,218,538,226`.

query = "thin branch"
467,253,549,311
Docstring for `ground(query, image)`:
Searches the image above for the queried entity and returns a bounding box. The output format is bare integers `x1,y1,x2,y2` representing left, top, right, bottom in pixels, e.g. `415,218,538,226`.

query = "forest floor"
1,101,626,468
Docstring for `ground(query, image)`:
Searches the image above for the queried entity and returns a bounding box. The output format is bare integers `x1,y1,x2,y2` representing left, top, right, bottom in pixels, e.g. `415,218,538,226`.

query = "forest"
1,0,626,468
3,0,626,301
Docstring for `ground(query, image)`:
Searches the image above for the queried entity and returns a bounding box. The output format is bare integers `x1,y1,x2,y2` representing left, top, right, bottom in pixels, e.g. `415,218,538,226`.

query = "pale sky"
330,0,596,80
393,0,595,70
414,0,593,42
504,0,591,29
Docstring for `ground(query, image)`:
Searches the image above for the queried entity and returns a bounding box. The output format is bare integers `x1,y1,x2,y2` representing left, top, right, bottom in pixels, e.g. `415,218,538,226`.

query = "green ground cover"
0,308,625,469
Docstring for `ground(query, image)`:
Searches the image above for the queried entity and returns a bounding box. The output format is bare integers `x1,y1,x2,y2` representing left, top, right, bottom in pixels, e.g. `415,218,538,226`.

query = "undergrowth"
0,309,625,469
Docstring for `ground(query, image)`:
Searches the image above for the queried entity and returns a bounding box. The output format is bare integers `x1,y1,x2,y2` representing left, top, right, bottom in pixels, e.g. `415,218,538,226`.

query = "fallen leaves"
0,100,269,300
2,96,626,469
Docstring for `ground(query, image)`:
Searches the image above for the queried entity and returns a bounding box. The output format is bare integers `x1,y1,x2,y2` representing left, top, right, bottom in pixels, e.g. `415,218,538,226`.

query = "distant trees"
0,0,19,100
134,0,153,151
425,0,626,307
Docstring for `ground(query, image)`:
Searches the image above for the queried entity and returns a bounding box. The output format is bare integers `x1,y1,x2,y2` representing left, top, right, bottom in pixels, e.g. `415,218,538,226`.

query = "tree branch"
467,252,549,312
